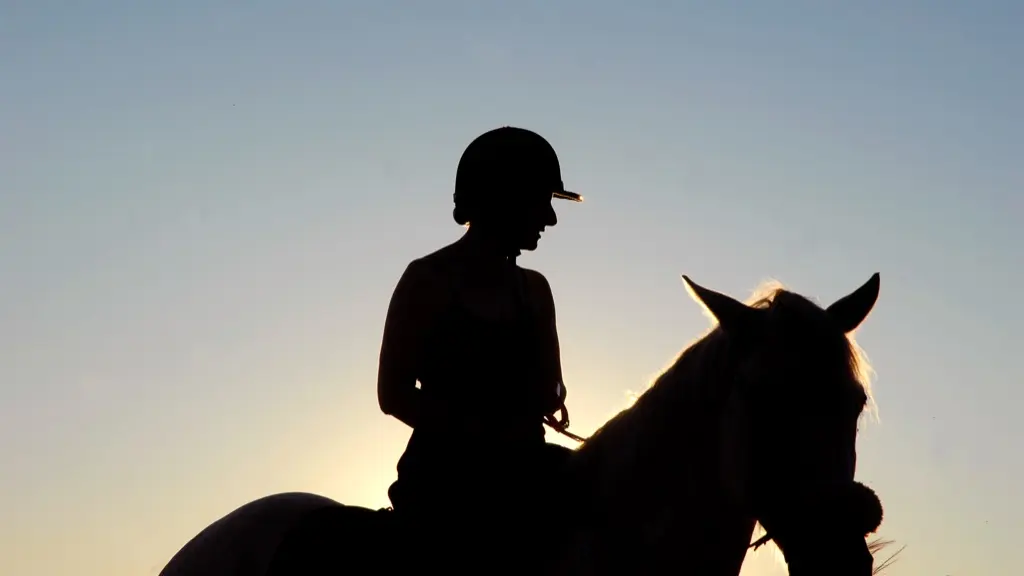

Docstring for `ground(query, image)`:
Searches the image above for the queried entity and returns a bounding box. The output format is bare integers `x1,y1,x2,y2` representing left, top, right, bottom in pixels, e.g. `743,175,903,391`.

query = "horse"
158,273,885,576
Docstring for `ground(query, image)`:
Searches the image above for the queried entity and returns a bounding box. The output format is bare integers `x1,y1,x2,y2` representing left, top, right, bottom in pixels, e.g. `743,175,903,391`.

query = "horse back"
158,492,349,576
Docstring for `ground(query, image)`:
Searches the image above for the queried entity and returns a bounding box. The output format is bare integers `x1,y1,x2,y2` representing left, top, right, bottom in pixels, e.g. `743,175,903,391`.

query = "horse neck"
569,334,756,575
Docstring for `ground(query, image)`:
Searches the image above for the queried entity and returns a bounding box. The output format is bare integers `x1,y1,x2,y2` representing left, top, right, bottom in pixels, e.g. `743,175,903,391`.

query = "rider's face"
510,187,558,252
480,181,558,253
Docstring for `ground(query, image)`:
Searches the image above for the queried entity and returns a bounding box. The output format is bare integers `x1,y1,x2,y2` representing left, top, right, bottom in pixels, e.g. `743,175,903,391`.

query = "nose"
544,203,557,227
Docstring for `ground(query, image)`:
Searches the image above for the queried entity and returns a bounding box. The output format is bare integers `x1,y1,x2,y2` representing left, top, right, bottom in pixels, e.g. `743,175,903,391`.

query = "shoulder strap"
514,265,534,316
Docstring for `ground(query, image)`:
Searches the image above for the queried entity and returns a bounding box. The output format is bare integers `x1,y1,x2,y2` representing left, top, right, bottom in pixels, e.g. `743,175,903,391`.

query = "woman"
376,126,582,568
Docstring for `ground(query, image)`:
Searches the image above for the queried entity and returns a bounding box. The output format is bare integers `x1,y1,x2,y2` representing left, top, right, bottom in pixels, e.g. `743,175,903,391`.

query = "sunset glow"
2,2,1021,575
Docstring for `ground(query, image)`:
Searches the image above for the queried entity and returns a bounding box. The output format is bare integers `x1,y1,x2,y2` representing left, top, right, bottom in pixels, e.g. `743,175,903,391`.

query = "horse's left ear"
682,275,761,333
826,273,881,334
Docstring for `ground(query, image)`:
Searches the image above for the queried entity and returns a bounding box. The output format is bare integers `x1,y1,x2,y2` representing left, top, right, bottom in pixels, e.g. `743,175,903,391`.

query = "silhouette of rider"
377,126,582,570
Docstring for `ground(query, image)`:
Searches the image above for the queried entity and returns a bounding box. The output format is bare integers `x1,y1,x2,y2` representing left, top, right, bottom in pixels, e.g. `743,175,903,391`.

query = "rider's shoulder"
394,252,448,299
407,246,457,280
519,267,552,291
518,267,556,313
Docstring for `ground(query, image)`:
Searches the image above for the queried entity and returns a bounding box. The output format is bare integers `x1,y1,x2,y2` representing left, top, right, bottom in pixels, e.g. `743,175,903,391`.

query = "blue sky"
1,1,1020,574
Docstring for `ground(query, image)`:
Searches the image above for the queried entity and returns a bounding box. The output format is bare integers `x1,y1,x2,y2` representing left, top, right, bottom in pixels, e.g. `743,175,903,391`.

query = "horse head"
684,273,883,576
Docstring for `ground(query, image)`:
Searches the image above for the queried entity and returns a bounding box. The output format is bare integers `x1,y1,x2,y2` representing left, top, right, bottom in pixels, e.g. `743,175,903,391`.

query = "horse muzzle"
758,482,883,576
782,535,875,576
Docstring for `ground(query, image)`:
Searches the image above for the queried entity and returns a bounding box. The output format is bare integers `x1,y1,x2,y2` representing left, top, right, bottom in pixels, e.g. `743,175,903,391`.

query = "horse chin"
777,534,874,576
757,482,883,576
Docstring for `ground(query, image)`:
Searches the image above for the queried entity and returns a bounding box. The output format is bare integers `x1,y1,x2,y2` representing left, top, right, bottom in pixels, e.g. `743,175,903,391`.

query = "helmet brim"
554,190,583,202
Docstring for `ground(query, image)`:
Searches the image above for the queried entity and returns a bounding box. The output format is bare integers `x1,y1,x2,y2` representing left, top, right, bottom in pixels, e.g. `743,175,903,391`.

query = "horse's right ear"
826,273,881,334
682,275,760,332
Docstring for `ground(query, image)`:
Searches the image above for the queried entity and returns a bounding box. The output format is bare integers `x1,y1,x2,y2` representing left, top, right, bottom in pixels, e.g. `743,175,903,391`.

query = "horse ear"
682,275,759,332
826,273,881,334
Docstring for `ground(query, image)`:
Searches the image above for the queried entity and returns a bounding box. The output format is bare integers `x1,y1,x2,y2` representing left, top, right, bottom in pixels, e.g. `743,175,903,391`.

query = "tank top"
420,262,549,439
392,262,551,499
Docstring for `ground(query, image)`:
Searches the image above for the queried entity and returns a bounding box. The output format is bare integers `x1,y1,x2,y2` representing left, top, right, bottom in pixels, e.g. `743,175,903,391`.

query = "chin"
519,239,540,252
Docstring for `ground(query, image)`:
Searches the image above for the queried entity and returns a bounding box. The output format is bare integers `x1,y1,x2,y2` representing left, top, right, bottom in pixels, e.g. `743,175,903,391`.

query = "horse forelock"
745,280,877,422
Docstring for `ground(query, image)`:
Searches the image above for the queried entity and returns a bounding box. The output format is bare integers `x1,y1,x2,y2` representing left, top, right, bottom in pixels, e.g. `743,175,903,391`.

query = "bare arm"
377,259,442,429
524,269,567,417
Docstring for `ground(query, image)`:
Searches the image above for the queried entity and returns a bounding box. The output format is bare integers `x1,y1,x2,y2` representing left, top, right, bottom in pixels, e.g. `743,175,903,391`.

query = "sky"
1,1,1021,574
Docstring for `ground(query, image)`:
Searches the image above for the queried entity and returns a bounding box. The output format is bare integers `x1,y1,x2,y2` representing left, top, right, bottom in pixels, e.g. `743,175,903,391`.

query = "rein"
544,403,588,443
749,533,773,550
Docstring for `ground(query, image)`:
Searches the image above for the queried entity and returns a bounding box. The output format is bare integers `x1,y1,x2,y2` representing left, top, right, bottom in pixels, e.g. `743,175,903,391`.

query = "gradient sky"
2,1,1021,575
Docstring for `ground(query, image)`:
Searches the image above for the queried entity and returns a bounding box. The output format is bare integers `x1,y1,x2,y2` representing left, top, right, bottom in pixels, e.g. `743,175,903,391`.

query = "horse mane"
572,278,876,473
